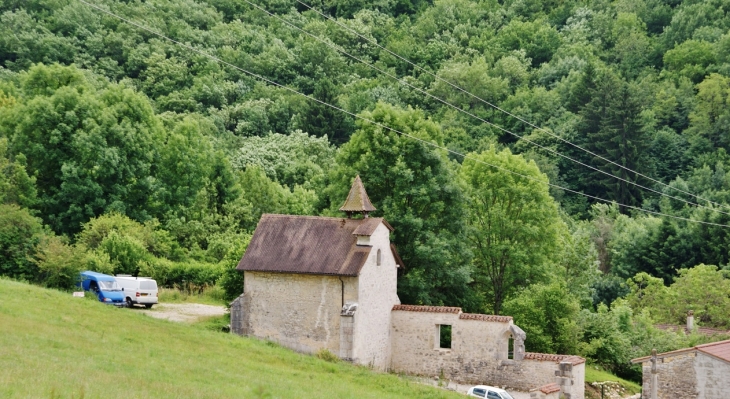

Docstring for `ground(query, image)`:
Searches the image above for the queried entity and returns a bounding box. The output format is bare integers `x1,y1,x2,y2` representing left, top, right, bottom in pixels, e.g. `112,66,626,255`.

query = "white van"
115,275,159,308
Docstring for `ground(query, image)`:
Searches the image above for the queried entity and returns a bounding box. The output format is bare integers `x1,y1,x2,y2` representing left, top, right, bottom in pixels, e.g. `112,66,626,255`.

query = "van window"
99,281,121,291
140,280,157,290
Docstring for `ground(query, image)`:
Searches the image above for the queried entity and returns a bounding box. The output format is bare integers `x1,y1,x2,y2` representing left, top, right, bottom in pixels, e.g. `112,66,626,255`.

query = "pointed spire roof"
339,175,376,216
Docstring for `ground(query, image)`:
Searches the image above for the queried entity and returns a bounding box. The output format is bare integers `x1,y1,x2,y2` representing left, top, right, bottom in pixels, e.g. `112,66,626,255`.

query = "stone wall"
694,352,730,399
351,222,400,370
389,308,584,394
640,352,698,399
240,271,357,355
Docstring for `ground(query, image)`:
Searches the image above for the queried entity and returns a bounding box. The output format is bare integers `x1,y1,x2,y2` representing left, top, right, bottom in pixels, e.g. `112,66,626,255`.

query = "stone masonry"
390,305,585,397
233,178,587,394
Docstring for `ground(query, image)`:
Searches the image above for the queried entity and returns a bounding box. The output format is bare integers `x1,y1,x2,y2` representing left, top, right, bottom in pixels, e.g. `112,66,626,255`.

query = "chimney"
687,310,694,332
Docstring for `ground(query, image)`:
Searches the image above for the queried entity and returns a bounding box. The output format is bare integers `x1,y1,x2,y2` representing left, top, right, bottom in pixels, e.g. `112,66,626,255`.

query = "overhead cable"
75,0,730,228
240,0,730,217
295,0,729,212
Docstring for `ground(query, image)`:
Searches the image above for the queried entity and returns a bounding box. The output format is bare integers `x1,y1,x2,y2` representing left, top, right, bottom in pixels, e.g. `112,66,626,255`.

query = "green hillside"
5,0,730,383
0,278,459,399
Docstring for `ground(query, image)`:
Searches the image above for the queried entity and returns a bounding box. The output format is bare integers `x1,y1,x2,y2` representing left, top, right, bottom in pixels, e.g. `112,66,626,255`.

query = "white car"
467,385,514,399
115,275,159,308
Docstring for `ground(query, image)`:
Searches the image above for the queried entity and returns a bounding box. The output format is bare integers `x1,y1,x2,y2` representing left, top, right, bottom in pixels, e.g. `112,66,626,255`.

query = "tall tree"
578,72,649,213
460,147,566,314
298,78,354,145
327,102,475,309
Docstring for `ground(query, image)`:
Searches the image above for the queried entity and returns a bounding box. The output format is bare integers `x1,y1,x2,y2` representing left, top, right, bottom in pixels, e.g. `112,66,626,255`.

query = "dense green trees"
5,0,730,382
327,103,475,308
2,64,164,235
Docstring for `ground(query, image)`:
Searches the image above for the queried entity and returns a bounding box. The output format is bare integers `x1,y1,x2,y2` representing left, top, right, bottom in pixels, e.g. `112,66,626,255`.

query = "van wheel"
144,304,153,309
126,298,133,308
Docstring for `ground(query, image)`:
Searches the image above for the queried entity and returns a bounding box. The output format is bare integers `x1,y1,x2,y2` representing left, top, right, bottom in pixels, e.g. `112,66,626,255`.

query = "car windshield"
500,392,514,399
99,281,121,291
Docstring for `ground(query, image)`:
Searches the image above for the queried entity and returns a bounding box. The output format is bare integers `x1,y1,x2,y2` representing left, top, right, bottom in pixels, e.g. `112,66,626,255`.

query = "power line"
295,0,730,212
74,0,730,228
240,0,730,218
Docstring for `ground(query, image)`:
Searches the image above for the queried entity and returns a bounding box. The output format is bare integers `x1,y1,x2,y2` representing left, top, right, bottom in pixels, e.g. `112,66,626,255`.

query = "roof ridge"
262,213,383,222
696,339,730,349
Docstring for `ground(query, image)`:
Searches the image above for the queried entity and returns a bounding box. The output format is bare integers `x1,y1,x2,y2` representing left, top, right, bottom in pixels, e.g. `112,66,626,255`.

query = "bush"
33,235,84,290
503,282,581,354
315,349,340,363
214,232,251,303
140,257,225,293
0,204,43,281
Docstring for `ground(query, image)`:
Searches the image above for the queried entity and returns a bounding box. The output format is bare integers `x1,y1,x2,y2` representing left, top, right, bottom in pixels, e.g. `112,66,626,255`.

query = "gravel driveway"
132,302,227,322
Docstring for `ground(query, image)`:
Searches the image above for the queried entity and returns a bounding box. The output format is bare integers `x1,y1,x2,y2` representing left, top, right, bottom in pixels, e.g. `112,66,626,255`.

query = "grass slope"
0,279,460,399
585,364,642,396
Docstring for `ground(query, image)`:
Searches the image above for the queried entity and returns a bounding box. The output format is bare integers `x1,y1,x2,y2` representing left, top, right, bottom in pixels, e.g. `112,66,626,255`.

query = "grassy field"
0,279,462,399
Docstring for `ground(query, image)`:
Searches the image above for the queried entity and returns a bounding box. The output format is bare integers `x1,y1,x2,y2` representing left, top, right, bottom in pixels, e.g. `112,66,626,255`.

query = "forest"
2,0,730,381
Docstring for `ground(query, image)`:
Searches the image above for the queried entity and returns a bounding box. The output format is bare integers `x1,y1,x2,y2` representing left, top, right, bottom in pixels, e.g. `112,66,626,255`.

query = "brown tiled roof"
539,383,560,394
631,339,730,364
459,313,513,323
237,214,392,276
524,353,586,365
392,305,461,313
390,244,404,269
696,339,730,363
655,323,730,337
352,217,393,236
339,175,376,212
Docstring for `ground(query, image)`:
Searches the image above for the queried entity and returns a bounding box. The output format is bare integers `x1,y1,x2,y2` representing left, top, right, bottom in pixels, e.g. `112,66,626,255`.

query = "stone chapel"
231,176,585,398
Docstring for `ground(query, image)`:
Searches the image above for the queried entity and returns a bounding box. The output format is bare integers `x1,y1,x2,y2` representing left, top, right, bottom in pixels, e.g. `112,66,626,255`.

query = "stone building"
631,339,730,399
232,176,585,396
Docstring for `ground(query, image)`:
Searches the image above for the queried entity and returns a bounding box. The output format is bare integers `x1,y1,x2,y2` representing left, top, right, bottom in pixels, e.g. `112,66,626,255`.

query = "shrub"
33,235,84,290
140,257,225,293
315,349,340,363
0,204,43,281
98,231,150,275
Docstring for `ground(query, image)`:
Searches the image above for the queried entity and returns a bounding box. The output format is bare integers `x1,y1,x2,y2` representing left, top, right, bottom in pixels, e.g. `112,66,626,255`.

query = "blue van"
78,271,125,306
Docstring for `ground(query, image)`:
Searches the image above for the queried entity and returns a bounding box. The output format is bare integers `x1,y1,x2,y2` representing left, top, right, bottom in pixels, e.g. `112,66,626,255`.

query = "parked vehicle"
115,275,158,308
467,385,515,399
78,271,125,306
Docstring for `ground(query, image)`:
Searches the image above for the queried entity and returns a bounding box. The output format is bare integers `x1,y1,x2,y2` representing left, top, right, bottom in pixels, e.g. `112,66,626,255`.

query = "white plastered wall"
351,222,401,371
695,352,730,399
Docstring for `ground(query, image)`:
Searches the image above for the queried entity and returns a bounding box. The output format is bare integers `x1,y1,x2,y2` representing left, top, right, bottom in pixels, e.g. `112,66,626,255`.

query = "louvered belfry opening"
339,175,376,218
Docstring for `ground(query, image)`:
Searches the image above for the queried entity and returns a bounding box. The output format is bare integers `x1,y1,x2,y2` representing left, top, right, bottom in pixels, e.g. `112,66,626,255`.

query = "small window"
472,388,486,398
438,324,452,349
508,335,514,360
376,249,382,266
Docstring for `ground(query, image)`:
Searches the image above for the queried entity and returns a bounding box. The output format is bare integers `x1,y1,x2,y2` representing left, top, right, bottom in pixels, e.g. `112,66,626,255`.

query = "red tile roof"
539,383,560,394
524,353,586,365
459,313,512,323
696,339,730,363
238,214,394,276
392,305,461,313
631,339,730,364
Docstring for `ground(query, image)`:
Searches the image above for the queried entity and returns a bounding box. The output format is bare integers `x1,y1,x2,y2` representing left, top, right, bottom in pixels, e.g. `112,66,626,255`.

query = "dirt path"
131,302,227,323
